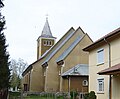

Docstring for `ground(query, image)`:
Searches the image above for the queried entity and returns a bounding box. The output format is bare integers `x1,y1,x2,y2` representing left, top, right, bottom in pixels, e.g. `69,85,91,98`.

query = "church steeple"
40,18,56,38
37,18,56,59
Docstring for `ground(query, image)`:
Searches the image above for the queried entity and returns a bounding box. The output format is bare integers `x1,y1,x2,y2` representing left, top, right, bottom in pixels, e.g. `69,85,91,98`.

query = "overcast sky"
2,0,120,64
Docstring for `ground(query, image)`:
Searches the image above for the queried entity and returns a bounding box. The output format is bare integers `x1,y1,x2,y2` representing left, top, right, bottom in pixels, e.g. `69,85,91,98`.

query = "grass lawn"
9,91,21,99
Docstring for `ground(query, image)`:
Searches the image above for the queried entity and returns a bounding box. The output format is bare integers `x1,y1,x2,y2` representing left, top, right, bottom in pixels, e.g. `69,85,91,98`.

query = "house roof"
83,27,120,51
97,63,120,75
56,35,85,63
62,64,89,77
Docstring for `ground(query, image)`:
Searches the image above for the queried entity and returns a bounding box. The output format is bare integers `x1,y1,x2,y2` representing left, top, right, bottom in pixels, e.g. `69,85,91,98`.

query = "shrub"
84,91,96,99
70,91,78,98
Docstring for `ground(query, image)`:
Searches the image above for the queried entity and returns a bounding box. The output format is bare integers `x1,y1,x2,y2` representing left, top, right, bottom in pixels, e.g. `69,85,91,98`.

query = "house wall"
89,32,120,99
112,75,120,99
110,36,120,99
89,44,110,99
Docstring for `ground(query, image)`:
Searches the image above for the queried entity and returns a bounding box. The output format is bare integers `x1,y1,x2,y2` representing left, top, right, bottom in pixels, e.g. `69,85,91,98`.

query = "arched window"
43,40,52,46
43,40,47,46
49,41,52,46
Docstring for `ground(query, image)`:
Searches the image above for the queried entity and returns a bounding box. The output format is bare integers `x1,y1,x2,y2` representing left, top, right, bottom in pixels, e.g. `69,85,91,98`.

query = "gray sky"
2,0,120,64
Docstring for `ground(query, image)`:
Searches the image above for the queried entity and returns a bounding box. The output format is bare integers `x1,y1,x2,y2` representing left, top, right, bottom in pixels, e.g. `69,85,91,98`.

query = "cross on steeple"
46,14,48,20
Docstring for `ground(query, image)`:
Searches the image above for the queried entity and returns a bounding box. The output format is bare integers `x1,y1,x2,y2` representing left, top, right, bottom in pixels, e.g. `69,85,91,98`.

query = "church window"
47,41,49,45
49,41,52,46
43,40,52,46
83,80,88,86
43,40,47,46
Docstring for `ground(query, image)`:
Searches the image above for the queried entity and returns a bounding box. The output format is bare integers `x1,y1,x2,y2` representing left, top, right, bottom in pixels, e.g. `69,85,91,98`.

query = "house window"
97,49,104,65
83,80,88,86
97,78,104,93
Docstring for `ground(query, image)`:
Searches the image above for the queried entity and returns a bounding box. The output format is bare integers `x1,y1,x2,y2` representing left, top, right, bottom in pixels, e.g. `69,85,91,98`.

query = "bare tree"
10,58,28,90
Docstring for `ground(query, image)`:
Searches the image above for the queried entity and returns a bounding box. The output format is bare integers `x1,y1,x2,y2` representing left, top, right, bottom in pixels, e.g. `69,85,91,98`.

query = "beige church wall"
62,35,92,91
53,28,75,50
62,76,88,92
62,78,69,92
42,28,75,60
63,45,80,72
45,60,60,92
78,34,93,64
22,72,31,91
44,28,86,92
30,60,44,92
37,37,55,59
23,27,93,93
47,27,85,59
75,28,85,37
63,35,92,72
31,28,77,92
70,76,88,92
41,38,55,55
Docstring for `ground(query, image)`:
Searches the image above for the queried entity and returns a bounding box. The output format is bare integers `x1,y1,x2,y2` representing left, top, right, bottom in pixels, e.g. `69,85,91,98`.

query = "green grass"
9,91,21,99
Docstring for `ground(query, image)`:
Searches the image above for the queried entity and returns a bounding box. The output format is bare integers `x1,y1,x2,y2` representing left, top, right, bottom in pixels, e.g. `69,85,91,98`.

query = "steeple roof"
40,18,56,38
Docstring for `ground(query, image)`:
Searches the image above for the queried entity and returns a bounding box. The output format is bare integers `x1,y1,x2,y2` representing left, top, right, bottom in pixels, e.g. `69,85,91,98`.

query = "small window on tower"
49,41,52,46
43,40,47,46
43,40,52,46
47,41,49,45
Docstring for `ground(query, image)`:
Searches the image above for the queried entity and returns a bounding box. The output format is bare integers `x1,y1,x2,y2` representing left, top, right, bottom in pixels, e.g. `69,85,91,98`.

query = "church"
22,18,93,93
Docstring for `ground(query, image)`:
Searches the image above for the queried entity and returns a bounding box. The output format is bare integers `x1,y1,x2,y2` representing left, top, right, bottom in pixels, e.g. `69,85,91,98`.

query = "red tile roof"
98,63,120,75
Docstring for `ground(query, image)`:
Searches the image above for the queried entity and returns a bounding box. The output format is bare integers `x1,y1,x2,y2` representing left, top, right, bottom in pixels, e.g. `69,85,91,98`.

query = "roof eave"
83,27,120,52
22,65,32,76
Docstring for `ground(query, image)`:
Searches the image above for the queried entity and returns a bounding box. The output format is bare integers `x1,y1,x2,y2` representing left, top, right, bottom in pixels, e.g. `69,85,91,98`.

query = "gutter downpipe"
104,38,111,99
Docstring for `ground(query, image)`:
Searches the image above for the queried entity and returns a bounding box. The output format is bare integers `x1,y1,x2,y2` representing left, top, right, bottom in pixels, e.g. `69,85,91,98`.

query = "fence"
23,91,88,99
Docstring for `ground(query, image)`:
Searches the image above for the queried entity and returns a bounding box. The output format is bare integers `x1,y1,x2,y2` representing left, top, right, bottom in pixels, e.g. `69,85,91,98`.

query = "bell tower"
37,18,56,59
